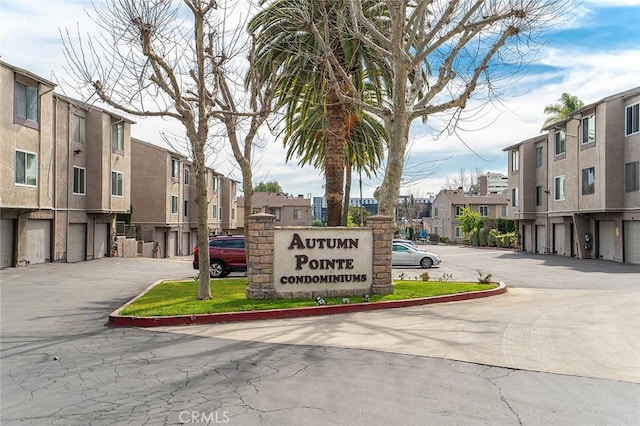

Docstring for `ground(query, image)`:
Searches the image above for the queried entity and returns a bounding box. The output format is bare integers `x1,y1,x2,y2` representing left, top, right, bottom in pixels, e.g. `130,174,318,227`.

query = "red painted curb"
109,282,507,328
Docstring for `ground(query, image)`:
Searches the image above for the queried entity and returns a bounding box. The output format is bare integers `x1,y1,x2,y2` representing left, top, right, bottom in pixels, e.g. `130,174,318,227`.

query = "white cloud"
2,0,639,200
583,0,640,6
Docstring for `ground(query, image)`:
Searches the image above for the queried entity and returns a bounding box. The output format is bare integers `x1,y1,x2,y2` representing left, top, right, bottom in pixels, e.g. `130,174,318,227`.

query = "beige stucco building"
426,190,508,243
237,192,312,230
505,87,640,263
1,61,133,267
129,138,239,257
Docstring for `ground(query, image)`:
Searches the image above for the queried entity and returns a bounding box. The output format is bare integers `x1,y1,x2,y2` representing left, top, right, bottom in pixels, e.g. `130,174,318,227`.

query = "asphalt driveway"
1,250,639,425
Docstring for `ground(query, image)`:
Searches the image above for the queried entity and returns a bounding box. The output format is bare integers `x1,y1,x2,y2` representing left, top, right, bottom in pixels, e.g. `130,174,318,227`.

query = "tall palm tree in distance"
542,92,585,129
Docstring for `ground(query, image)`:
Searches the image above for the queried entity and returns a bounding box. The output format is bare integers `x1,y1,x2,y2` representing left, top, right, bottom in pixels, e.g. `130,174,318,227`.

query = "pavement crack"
486,370,522,426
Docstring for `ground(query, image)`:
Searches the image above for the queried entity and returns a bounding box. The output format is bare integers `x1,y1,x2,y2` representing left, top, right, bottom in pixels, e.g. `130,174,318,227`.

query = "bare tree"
61,0,274,299
314,0,575,216
442,167,484,193
399,194,424,222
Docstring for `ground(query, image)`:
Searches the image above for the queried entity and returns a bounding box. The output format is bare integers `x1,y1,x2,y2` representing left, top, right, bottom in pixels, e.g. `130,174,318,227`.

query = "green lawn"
119,278,497,317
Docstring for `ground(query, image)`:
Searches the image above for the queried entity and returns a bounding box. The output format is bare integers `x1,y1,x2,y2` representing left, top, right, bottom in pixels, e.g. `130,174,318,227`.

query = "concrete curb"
109,282,507,328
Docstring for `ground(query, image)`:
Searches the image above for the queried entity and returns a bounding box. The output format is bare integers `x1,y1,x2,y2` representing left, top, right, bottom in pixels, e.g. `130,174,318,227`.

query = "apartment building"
130,138,240,256
505,87,640,263
220,176,239,233
478,172,508,195
429,190,508,243
1,61,133,268
237,192,312,229
130,139,194,257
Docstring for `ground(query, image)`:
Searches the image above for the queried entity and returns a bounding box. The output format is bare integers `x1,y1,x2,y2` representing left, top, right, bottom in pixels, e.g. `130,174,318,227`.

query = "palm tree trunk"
342,165,352,226
325,92,347,226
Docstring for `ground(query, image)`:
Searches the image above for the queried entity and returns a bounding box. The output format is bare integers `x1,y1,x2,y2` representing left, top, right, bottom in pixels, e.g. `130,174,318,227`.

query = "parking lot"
1,247,639,425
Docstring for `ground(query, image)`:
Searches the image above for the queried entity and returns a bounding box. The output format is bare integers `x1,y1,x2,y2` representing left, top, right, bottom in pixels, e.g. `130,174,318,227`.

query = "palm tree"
542,93,585,129
249,0,388,226
284,101,386,225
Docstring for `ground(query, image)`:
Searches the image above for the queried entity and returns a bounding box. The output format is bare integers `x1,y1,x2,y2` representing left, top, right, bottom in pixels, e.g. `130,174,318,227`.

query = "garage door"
624,221,640,264
536,225,546,254
522,224,531,252
553,223,565,256
599,221,615,261
68,223,86,263
26,219,51,264
1,219,14,268
94,224,109,259
181,232,190,256
168,231,178,257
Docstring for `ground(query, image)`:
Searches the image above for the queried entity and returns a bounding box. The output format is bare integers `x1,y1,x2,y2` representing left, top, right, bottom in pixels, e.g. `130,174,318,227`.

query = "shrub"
476,269,492,284
438,273,453,281
459,205,482,234
504,231,518,248
496,218,517,234
478,227,488,246
487,229,499,247
470,229,479,246
420,272,430,281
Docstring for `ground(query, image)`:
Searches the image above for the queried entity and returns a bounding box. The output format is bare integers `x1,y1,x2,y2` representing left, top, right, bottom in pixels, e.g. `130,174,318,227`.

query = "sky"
2,0,640,199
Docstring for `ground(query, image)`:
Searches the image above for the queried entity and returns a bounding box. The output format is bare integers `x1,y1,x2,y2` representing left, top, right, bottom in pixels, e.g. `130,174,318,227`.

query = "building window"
626,161,639,193
15,150,37,186
511,188,518,207
269,207,281,221
626,103,639,136
434,207,439,218
111,171,123,196
554,130,566,156
554,176,565,201
479,206,488,217
455,227,461,238
111,122,124,152
171,196,178,214
536,185,542,206
212,204,218,219
231,208,236,220
184,168,190,185
14,81,39,126
293,209,301,220
252,208,260,214
501,206,507,217
582,167,595,195
184,200,189,217
536,146,543,168
511,150,519,172
581,114,595,145
212,176,218,192
73,166,86,195
455,206,463,216
171,158,179,181
73,114,86,143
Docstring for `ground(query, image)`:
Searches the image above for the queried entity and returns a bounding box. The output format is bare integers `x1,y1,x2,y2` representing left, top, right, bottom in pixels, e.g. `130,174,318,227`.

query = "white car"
392,242,441,269
392,238,419,249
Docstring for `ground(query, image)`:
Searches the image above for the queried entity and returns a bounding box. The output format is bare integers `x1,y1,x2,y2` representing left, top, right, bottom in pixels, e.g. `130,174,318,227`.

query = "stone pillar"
246,213,276,299
368,215,394,295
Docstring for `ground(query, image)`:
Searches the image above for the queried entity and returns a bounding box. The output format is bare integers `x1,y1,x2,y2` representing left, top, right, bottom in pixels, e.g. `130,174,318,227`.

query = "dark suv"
193,235,246,278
